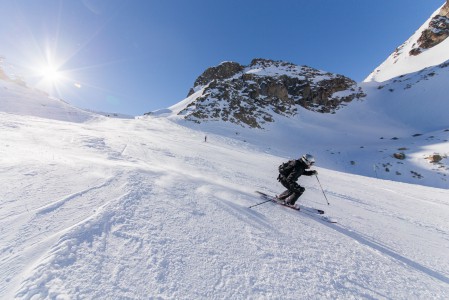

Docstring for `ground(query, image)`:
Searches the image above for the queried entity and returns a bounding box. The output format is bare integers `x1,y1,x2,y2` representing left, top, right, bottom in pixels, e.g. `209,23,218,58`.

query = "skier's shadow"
215,196,281,234
321,221,449,285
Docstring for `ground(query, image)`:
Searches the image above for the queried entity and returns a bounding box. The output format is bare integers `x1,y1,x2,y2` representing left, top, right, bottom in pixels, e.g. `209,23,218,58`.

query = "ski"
255,191,323,213
254,191,337,223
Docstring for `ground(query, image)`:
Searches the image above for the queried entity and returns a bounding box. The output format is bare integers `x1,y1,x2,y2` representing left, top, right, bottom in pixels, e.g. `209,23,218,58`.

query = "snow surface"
1,89,449,299
0,80,95,123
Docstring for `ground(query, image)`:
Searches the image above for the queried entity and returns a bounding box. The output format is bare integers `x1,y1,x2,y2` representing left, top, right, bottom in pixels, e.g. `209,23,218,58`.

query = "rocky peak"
249,58,291,68
410,1,449,55
189,62,244,96
179,59,365,128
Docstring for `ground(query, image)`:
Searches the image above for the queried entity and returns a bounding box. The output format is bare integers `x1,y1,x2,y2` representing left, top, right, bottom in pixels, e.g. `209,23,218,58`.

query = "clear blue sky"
0,0,444,116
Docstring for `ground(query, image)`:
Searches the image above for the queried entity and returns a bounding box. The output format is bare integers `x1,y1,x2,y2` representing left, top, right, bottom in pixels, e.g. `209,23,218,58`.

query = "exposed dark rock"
428,154,443,163
189,62,244,96
180,59,365,128
410,1,449,55
393,152,406,160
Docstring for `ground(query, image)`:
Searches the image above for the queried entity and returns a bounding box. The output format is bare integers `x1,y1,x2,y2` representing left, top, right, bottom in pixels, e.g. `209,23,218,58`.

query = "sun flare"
33,59,68,97
41,65,62,83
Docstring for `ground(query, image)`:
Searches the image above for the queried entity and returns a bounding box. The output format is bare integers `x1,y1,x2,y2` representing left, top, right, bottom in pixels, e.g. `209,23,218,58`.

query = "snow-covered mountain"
365,1,449,82
0,79,95,123
150,59,365,128
0,70,133,122
1,3,449,299
150,4,449,189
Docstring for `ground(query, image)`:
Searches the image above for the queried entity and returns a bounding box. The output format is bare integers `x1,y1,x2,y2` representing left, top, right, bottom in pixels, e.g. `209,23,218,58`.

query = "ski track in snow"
1,114,449,299
34,176,118,215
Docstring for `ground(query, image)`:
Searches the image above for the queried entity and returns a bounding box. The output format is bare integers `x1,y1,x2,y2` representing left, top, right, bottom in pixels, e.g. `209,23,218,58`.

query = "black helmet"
301,154,315,167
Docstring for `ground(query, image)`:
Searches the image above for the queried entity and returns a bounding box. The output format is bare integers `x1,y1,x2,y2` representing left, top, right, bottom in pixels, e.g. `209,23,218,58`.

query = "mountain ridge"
365,0,449,82
170,58,365,128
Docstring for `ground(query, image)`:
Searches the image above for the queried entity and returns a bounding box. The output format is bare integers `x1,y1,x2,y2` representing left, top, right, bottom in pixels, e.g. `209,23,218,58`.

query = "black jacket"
282,159,315,183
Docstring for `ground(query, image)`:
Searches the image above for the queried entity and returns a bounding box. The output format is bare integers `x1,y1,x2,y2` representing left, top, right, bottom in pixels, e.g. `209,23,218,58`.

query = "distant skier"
277,154,318,206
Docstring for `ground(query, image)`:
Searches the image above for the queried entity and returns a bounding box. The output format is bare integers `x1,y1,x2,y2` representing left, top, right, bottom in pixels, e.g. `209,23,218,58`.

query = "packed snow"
1,82,449,299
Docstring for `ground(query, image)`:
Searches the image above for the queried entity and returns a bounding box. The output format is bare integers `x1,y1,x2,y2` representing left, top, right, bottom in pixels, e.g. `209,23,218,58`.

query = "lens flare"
41,65,61,83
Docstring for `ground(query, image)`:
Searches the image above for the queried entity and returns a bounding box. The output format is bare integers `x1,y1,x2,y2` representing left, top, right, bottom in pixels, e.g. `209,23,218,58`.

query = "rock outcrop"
179,59,365,128
410,1,449,55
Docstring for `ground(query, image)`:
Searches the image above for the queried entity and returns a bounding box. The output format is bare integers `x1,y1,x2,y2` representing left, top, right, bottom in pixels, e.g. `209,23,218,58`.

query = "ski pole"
315,174,330,205
249,198,272,208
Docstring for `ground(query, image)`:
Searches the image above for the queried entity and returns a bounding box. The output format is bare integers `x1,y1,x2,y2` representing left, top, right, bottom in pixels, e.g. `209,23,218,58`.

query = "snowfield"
1,111,448,299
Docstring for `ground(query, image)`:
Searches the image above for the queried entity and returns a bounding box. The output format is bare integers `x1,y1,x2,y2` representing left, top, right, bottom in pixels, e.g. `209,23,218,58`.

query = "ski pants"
277,175,305,204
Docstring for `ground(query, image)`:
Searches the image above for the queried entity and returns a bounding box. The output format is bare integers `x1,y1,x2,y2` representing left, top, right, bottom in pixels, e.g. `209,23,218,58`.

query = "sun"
33,59,67,96
40,65,62,83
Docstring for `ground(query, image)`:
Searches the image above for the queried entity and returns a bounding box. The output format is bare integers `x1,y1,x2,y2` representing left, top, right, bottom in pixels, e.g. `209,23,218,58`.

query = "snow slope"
1,110,449,299
364,2,449,83
0,80,95,123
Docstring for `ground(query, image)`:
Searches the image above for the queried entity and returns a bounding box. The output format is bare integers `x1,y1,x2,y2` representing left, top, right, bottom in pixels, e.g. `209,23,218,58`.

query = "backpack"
278,160,296,176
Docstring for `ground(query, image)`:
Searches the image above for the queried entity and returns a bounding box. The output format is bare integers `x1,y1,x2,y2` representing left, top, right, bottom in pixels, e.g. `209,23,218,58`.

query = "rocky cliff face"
179,59,365,128
409,1,449,55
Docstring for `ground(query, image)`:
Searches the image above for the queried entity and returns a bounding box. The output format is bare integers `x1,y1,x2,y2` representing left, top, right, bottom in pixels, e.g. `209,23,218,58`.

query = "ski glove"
312,170,318,175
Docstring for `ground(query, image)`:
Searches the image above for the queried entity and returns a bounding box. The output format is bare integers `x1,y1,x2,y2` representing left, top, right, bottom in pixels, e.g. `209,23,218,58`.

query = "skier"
277,154,318,206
